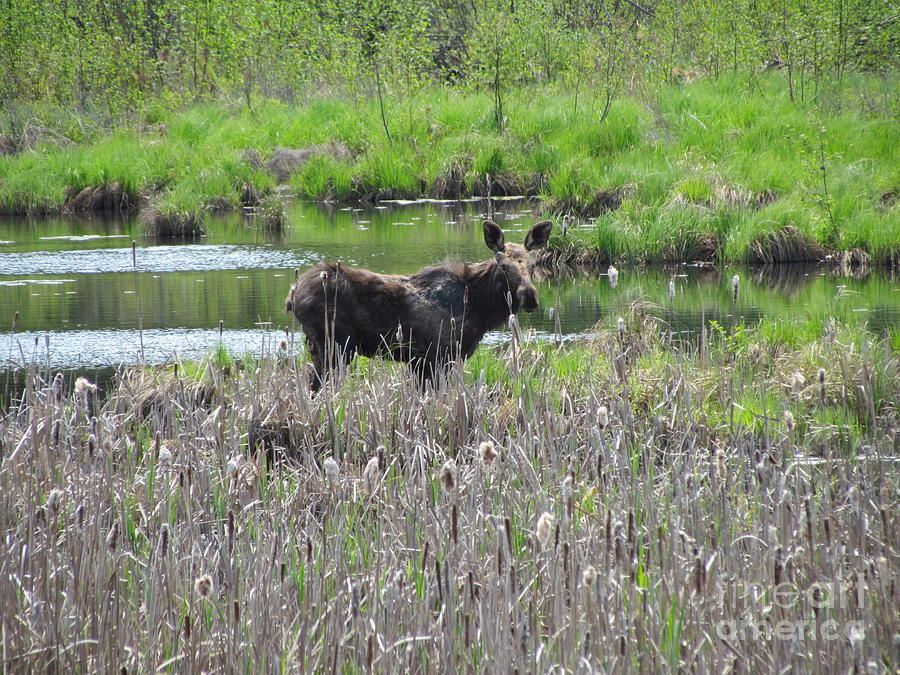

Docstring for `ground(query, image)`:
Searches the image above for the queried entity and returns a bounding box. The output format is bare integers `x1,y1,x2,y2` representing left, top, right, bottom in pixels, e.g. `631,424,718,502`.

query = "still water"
1,198,898,386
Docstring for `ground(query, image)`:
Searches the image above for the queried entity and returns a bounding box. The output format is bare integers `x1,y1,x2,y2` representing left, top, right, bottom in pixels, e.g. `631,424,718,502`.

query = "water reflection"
1,199,898,386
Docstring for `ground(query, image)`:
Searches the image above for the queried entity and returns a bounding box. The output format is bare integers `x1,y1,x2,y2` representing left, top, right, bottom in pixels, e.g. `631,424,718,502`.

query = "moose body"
285,220,552,390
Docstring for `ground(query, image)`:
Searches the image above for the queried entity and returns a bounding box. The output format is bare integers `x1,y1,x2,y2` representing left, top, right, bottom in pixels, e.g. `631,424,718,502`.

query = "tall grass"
0,73,896,258
1,310,896,671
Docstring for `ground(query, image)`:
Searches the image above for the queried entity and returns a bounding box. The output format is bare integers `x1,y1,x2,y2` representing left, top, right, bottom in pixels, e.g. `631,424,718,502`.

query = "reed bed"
0,310,897,672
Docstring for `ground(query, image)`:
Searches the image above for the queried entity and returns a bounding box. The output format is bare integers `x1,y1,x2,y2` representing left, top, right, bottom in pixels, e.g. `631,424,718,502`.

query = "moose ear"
483,220,506,253
524,220,552,251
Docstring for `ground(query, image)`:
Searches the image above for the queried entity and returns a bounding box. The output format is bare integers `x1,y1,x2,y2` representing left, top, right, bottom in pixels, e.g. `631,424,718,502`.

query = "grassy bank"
1,305,897,670
1,73,897,262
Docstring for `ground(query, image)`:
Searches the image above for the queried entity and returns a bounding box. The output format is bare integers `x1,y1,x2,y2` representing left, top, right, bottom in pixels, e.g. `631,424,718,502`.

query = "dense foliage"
1,0,896,122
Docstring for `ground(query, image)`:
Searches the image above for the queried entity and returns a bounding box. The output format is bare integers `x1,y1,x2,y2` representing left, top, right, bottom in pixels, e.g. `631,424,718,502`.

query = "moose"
285,219,553,391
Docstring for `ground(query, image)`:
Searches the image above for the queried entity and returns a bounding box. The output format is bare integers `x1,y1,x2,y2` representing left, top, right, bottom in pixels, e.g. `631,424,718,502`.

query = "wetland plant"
0,309,896,672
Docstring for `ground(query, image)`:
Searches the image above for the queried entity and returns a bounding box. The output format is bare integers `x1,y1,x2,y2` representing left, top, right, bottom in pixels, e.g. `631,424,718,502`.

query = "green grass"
0,72,896,258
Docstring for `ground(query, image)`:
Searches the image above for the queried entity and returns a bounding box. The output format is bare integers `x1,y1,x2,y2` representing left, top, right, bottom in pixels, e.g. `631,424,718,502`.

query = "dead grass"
265,142,352,183
63,182,138,212
138,204,206,238
0,313,897,672
748,225,827,264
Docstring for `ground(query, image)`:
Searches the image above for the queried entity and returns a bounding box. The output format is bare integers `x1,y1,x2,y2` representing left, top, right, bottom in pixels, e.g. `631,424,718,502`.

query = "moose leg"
306,339,328,393
307,334,356,393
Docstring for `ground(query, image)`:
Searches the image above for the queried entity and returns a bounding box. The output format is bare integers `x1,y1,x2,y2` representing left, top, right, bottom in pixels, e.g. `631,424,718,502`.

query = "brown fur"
286,220,552,390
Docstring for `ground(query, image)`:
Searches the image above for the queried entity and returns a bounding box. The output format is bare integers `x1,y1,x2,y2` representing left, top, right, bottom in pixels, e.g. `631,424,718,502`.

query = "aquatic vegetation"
1,308,895,671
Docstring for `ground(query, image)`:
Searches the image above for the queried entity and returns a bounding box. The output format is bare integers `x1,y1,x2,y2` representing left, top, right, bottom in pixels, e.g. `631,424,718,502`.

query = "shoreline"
1,75,896,264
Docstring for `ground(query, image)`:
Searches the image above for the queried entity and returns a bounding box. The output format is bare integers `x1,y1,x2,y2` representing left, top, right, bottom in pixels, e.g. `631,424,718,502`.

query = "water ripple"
0,244,319,275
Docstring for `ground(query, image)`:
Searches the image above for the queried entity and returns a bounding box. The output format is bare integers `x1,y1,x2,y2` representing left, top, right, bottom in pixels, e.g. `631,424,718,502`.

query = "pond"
1,198,898,400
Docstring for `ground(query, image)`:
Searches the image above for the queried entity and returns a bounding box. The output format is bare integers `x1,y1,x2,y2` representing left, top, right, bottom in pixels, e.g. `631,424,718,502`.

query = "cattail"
784,409,795,433
440,459,457,492
508,314,521,349
561,475,574,518
561,475,574,503
364,455,380,493
597,405,609,429
46,488,63,514
617,317,625,338
226,454,244,478
194,574,213,599
731,274,739,302
789,371,806,396
818,368,827,403
74,377,97,413
608,266,619,288
582,565,597,587
74,376,95,398
279,338,288,352
715,448,727,481
106,521,119,552
562,214,570,237
668,276,676,301
157,524,169,558
478,440,498,468
158,443,173,466
323,457,340,485
218,319,224,338
536,512,553,548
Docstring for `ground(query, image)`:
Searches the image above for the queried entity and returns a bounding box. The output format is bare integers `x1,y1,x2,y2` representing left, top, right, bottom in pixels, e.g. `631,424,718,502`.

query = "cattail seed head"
561,475,574,503
784,409,795,433
478,440,498,468
582,565,597,587
194,574,213,599
106,521,119,552
364,455,380,493
789,371,806,395
158,443,173,466
323,456,340,484
668,277,676,300
608,266,619,288
817,367,826,385
279,338,288,351
617,317,625,336
597,405,609,429
74,377,96,400
157,524,169,558
46,488,63,514
536,512,553,548
440,459,457,492
715,448,727,481
226,454,244,478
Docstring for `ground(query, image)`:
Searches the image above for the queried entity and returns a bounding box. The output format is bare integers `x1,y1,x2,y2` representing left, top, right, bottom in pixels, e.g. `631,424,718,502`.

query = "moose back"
285,219,552,390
